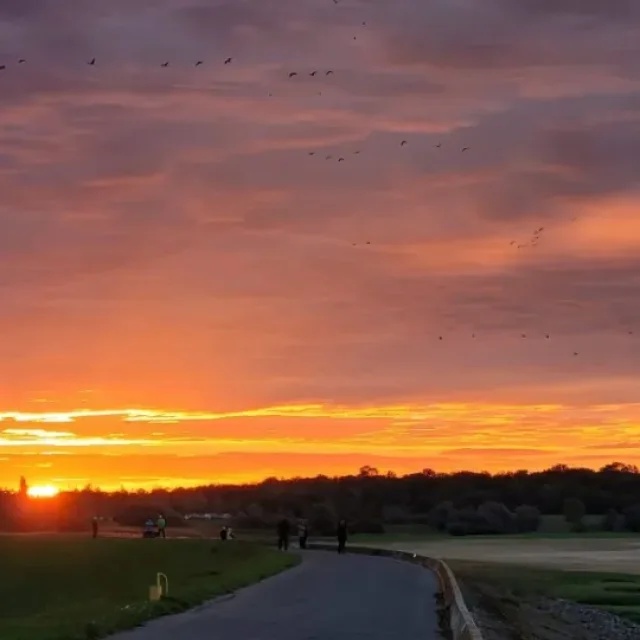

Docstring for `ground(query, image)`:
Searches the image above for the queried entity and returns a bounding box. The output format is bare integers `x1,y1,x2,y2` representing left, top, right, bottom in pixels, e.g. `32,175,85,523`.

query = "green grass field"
349,515,635,543
449,560,640,624
0,537,298,640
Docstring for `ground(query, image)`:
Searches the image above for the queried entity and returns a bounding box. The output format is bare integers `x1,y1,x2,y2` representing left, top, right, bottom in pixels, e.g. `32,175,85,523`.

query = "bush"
514,505,541,533
477,501,516,534
446,507,495,536
563,497,586,525
427,501,455,532
623,504,640,532
601,508,623,532
570,520,588,533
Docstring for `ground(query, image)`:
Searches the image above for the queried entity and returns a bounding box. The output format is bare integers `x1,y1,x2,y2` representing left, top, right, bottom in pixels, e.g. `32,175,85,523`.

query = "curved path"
111,551,443,640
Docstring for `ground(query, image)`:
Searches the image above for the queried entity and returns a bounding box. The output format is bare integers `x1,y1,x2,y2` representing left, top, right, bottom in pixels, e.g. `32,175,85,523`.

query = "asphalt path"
110,550,443,640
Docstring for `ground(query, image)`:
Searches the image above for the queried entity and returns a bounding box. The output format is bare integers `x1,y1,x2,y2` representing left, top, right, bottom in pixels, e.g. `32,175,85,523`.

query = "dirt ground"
372,537,640,574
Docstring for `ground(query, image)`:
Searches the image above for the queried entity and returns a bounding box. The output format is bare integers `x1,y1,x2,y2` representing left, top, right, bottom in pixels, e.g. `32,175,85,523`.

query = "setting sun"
27,485,60,498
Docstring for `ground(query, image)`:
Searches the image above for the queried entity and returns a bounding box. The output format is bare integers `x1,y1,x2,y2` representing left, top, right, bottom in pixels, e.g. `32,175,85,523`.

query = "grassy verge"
449,560,640,624
0,537,299,640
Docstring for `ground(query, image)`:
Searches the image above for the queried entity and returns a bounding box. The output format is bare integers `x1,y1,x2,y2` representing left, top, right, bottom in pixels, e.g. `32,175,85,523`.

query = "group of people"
276,518,348,553
219,525,235,540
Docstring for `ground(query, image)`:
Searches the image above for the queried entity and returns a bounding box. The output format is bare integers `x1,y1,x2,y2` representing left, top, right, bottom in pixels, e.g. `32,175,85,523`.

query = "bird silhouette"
326,155,332,160
353,36,357,40
326,70,334,75
289,72,298,78
573,352,579,356
366,241,371,245
338,157,345,162
435,143,441,148
354,150,361,154
509,241,515,245
88,58,96,66
362,21,366,25
18,59,25,64
195,61,203,66
161,62,169,67
224,57,232,64
0,65,5,71
545,334,550,339
439,336,443,341
309,152,315,156
462,147,469,152
400,140,407,146
309,71,317,76
521,334,526,338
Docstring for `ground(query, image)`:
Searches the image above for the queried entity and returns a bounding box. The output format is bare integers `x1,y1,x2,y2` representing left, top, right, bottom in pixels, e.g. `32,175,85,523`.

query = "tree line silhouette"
3,462,640,536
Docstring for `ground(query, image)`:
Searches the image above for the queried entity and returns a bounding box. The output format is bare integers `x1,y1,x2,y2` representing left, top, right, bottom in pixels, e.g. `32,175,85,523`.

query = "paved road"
110,551,443,640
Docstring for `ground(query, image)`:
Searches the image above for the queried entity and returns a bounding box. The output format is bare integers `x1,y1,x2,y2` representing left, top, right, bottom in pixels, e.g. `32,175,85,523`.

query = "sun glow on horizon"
27,484,60,498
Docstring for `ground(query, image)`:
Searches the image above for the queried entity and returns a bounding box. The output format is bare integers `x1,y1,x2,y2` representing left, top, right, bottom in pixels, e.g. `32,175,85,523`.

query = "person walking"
91,516,99,539
337,519,348,554
157,514,167,538
277,517,290,551
297,519,308,549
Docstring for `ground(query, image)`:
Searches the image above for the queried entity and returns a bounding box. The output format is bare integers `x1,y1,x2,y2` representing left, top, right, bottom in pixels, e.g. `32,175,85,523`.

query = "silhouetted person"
277,518,290,551
337,519,348,554
157,514,167,538
220,525,228,541
298,520,308,549
91,516,98,539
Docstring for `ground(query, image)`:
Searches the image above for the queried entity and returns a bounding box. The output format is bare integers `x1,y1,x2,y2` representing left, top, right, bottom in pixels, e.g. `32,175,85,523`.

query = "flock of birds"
1,3,636,361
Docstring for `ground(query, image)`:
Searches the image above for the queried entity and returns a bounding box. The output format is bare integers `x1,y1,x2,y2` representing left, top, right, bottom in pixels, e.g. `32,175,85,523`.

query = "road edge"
308,543,483,640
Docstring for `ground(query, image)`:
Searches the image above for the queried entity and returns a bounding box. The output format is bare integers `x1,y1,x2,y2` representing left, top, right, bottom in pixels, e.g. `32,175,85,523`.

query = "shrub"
427,501,455,532
514,505,541,533
623,504,640,532
601,508,623,532
477,501,517,534
563,498,586,525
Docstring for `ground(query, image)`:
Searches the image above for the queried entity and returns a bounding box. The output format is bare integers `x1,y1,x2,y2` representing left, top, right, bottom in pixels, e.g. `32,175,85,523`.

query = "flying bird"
289,72,298,78
366,241,371,245
353,150,361,154
309,71,317,76
195,61,203,66
325,70,334,75
521,334,526,338
88,58,96,65
224,57,232,64
18,59,25,64
545,334,550,339
400,140,407,146
161,62,169,67
435,143,441,148
462,147,469,152
326,155,332,160
0,65,5,70
573,352,579,356
439,336,443,341
308,152,315,156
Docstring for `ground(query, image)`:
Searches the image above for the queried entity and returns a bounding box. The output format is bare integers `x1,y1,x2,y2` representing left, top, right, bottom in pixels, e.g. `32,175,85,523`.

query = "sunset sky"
1,0,640,490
